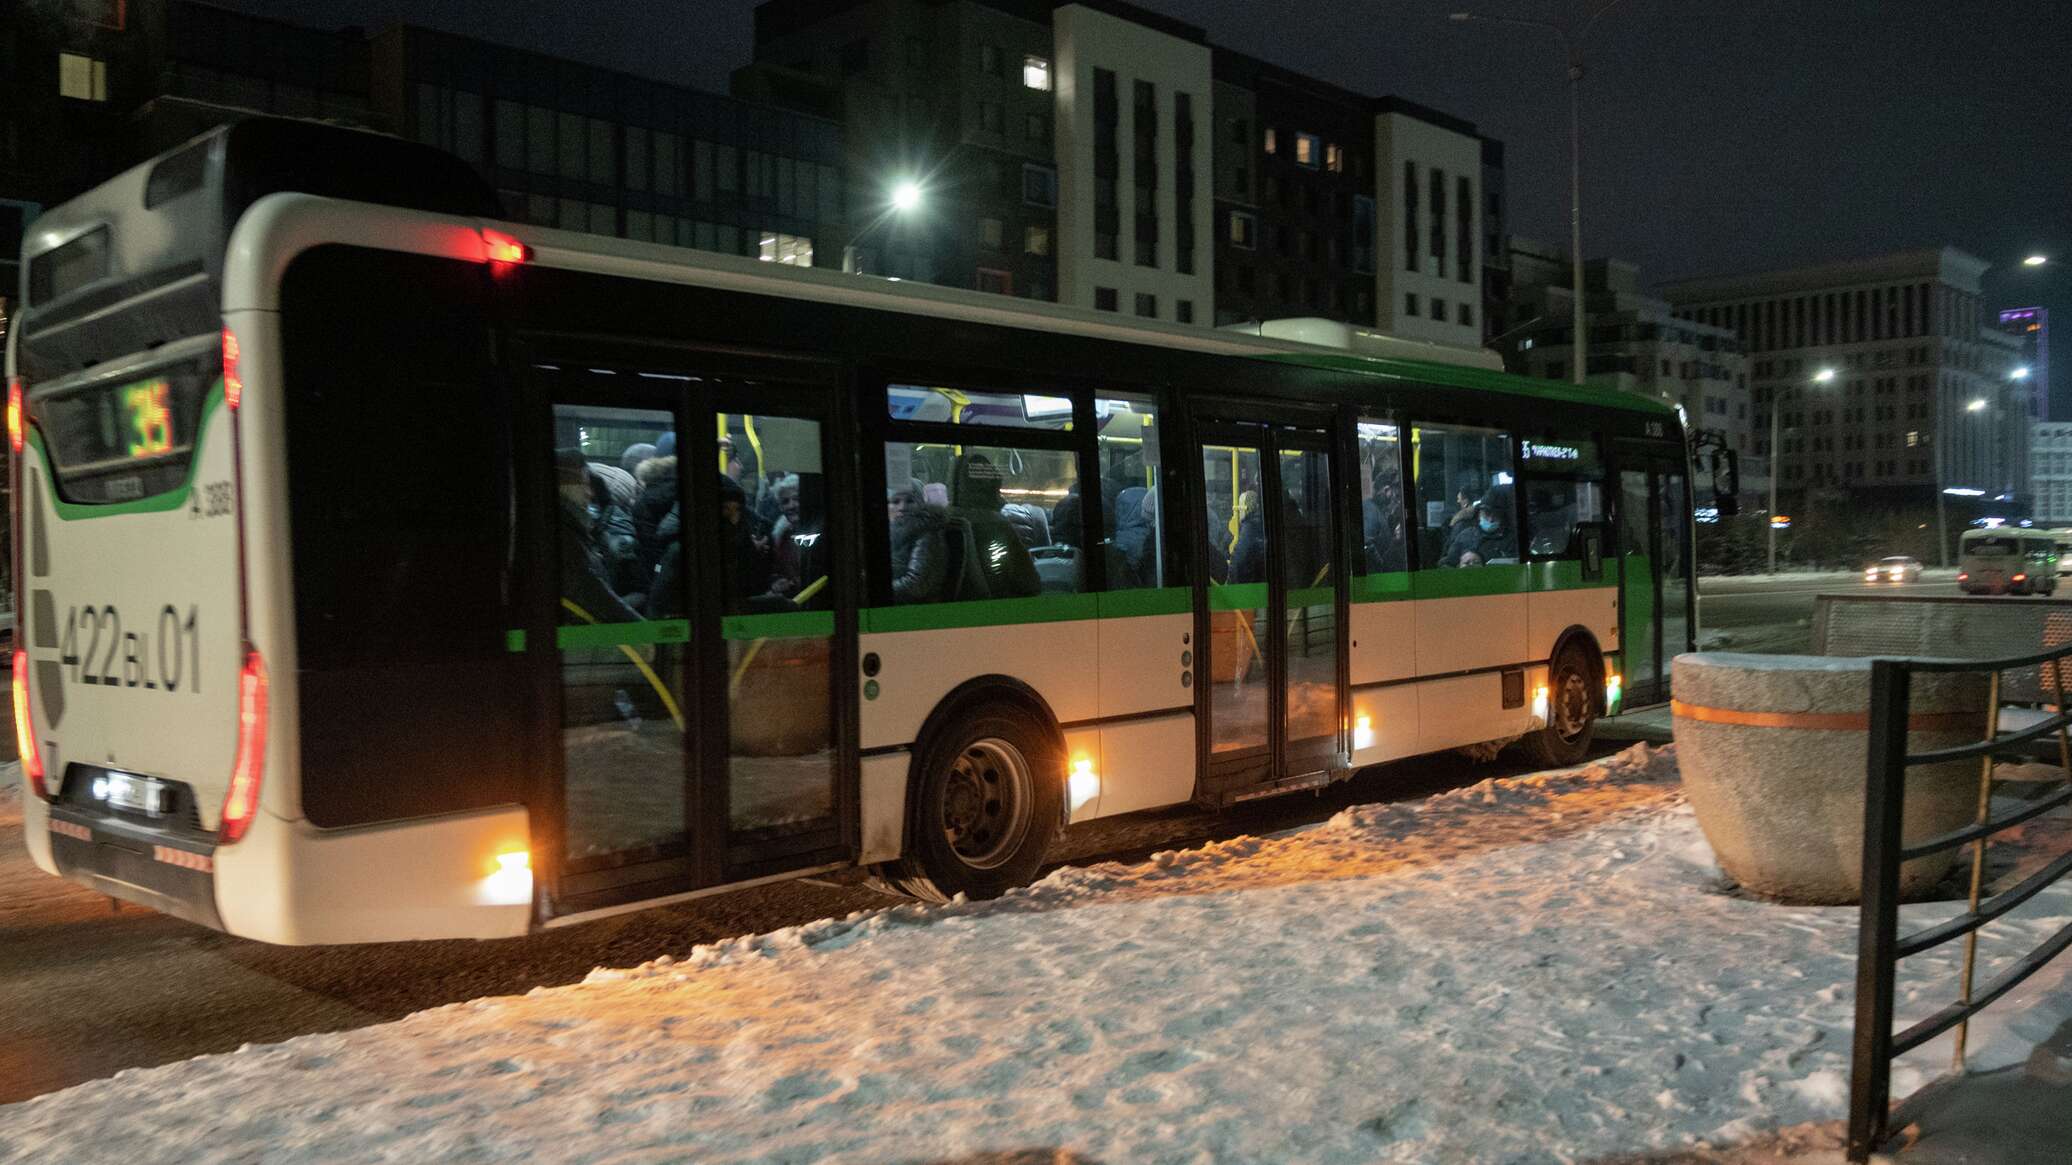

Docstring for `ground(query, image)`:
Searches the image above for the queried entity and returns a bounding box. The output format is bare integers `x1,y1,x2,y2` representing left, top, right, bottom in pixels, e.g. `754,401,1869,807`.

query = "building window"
1294,132,1320,169
1229,210,1256,250
1025,224,1052,256
759,232,814,266
980,217,1003,249
1177,300,1194,325
1458,302,1474,327
1403,161,1419,273
979,44,1003,76
1263,127,1277,154
1405,292,1419,317
1022,164,1057,207
58,53,108,102
1026,112,1049,143
977,267,1012,295
1230,117,1249,146
1430,297,1446,321
1136,293,1157,319
1095,287,1118,312
979,101,1004,133
1022,55,1051,91
1325,142,1343,173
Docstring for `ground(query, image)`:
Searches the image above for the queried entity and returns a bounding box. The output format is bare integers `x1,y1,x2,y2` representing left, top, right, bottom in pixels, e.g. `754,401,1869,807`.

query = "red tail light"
1958,572,1969,581
222,328,243,411
7,376,23,454
218,648,268,843
2014,573,2028,583
12,650,45,798
481,229,530,264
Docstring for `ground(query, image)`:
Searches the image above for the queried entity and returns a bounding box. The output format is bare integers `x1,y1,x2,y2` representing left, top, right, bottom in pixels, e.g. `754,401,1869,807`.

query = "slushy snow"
2,743,2068,1163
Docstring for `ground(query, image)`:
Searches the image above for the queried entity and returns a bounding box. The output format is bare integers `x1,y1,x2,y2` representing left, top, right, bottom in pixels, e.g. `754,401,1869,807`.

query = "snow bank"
1,744,2066,1164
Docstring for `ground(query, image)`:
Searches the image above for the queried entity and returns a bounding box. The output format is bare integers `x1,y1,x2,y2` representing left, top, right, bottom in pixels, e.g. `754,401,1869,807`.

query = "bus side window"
1097,395,1165,590
883,438,1081,603
1412,422,1517,567
1356,419,1406,574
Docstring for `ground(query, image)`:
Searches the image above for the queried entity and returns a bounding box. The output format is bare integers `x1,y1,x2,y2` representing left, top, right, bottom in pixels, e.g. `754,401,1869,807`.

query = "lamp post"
841,178,925,275
1450,1,1625,387
1769,367,1836,573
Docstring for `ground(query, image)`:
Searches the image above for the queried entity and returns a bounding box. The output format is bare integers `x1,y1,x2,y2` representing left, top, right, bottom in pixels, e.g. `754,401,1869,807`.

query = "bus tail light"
481,229,530,264
222,328,243,410
2014,573,2028,584
12,650,45,798
219,649,269,843
6,377,22,454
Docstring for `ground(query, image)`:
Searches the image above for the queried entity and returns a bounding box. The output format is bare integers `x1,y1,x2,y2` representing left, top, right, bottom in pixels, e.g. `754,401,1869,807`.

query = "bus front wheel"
872,703,1062,904
1521,646,1599,769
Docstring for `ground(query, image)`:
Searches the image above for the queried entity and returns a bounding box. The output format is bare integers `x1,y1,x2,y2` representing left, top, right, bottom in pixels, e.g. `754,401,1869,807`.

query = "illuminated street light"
1967,398,1989,412
2024,255,2049,267
2011,366,2032,380
843,177,928,274
1812,367,1837,383
1768,366,1841,571
890,179,924,213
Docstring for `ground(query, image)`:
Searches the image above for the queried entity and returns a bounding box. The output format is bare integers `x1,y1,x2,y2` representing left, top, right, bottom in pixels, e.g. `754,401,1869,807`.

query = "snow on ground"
1,744,2068,1164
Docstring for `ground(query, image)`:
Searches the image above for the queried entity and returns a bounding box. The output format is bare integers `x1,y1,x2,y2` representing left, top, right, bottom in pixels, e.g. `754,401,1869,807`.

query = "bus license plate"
103,772,169,816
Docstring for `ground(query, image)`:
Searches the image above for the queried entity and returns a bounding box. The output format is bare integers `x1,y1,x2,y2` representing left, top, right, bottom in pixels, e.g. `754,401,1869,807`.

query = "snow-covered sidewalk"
2,745,2068,1164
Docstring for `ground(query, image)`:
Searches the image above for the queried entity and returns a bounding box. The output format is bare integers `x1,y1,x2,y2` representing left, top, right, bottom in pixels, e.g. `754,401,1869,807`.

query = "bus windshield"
36,351,216,504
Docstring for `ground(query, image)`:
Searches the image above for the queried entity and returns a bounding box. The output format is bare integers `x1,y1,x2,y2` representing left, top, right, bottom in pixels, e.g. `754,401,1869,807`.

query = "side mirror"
1710,448,1741,516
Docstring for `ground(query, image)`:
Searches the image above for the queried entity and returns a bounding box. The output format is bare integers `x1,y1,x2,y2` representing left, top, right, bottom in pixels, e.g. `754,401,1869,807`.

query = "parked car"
1864,556,1923,584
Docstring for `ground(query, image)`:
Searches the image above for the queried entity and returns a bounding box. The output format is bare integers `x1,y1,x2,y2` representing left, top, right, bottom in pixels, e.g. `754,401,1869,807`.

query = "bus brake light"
222,328,243,410
7,377,22,453
219,649,269,843
12,650,45,798
481,229,530,264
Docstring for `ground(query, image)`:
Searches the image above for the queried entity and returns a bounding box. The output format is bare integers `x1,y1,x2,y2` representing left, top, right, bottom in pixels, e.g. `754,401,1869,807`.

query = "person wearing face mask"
1472,484,1517,563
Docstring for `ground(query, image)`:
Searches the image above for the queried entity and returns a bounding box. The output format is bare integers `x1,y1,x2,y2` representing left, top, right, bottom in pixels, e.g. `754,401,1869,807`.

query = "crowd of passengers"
558,432,828,623
561,438,1521,624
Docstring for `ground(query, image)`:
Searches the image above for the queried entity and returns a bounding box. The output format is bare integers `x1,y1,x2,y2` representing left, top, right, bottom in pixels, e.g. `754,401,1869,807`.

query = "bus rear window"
1968,537,2016,556
36,354,215,504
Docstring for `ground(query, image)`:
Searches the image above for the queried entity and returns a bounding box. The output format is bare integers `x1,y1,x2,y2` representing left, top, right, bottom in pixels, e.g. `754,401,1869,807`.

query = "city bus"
8,120,1698,944
1956,527,2059,595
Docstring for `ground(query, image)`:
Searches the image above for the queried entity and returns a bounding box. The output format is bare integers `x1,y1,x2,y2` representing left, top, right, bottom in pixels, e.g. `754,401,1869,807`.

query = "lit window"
1229,210,1255,250
1325,143,1343,173
1024,224,1052,256
758,232,814,266
1023,55,1052,91
1294,133,1320,169
58,52,107,102
1263,127,1277,154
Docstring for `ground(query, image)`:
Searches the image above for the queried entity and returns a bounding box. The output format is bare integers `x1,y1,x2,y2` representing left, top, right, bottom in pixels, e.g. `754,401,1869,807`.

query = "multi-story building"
1998,306,2049,419
1662,248,2028,506
1501,243,1751,455
2030,421,2072,526
1479,136,1509,342
747,0,1495,340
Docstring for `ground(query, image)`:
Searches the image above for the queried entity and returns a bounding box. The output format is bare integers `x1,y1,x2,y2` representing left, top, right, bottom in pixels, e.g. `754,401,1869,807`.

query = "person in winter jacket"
888,483,949,603
556,449,645,625
1228,490,1267,583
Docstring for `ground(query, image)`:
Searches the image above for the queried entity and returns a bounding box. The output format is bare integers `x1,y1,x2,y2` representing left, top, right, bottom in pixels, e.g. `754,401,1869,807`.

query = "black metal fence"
1848,646,2072,1161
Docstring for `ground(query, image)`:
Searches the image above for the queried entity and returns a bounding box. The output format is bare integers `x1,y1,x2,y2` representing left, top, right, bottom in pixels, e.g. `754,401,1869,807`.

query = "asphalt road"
1696,568,1966,654
0,739,1628,1105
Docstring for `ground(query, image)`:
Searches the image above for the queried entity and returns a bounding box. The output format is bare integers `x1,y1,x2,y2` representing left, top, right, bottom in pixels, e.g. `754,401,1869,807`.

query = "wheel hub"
941,738,1033,870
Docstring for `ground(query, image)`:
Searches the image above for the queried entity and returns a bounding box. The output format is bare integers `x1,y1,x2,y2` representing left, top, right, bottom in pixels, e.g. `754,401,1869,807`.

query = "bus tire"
1521,645,1598,769
873,702,1062,904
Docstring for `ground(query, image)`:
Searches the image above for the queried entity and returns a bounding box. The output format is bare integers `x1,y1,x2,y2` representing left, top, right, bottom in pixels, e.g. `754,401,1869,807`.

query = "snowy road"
5,746,2067,1163
0,748,1554,1106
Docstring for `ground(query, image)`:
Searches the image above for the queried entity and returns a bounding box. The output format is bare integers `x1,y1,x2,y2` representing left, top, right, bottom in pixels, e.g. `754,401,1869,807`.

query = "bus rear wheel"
1521,646,1598,769
873,703,1062,904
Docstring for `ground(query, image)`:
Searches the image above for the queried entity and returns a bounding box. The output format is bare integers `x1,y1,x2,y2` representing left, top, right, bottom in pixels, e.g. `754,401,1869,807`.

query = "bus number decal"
57,604,200,692
190,482,233,520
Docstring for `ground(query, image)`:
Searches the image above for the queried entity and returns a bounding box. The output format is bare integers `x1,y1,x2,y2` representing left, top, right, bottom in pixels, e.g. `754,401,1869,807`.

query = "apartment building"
1663,248,2027,504
2031,422,2072,526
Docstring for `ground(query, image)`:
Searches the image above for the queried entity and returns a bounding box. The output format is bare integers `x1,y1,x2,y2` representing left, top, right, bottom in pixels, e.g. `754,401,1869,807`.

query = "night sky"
221,0,2071,385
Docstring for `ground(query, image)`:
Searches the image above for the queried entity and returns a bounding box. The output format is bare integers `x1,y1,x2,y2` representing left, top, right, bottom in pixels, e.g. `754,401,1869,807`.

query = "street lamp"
1768,367,1838,572
2024,255,2049,267
842,176,927,274
2012,366,2033,381
1450,1,1626,387
1967,398,1989,412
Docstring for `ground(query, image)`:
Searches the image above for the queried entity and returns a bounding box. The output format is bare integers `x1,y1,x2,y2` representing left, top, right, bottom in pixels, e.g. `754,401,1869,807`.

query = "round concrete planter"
1673,652,1989,904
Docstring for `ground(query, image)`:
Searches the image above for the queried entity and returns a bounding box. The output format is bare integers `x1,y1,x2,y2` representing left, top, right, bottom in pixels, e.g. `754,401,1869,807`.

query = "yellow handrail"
559,598,686,731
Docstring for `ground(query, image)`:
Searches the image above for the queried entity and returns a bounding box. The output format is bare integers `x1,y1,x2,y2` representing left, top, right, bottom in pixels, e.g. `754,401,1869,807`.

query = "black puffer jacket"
889,504,950,603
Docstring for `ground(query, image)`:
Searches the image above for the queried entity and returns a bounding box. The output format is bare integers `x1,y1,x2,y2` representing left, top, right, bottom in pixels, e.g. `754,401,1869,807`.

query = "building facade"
1662,248,2027,506
2031,421,2072,526
1999,306,2049,420
1501,244,1751,456
1372,100,1484,349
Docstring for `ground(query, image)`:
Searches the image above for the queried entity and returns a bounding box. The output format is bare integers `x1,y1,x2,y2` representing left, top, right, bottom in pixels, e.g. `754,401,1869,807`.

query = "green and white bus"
8,120,1698,944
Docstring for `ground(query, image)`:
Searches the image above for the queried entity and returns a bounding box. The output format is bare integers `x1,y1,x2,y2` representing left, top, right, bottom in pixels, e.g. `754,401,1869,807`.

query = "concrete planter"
1673,652,1989,904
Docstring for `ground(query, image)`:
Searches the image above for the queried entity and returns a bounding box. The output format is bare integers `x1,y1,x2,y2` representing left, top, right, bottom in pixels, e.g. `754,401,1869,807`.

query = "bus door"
531,355,849,918
1194,421,1346,800
1616,449,1693,707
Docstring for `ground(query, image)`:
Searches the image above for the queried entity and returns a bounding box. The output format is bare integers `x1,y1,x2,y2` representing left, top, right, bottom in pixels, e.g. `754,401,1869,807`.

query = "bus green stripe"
1288,586,1334,607
1207,582,1268,611
722,610,835,641
1349,572,1412,602
862,593,1099,633
556,619,691,649
1096,587,1192,618
1256,351,1677,416
32,382,227,521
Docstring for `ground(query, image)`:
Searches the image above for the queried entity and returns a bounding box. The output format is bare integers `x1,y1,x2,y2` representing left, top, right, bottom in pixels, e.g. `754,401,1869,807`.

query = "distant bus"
2051,529,2072,578
1957,528,2060,595
8,119,1697,944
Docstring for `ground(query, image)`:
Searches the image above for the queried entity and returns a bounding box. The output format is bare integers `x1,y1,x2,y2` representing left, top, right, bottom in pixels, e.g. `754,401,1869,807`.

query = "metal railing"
1848,645,2072,1161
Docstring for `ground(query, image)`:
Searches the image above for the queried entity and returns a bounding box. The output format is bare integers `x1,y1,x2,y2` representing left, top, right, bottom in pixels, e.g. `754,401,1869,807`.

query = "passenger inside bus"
888,482,948,603
556,448,647,625
1229,490,1267,584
